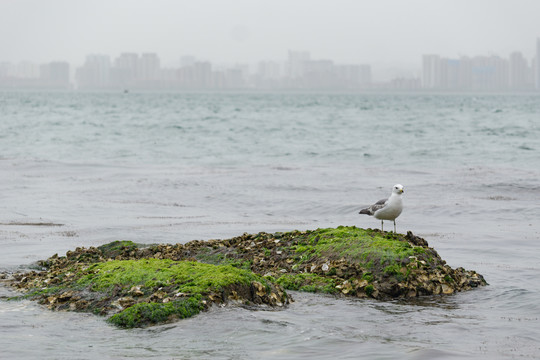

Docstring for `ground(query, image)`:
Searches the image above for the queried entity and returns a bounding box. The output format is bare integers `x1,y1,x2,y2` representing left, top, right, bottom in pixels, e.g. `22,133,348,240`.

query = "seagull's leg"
381,220,384,232
393,220,396,233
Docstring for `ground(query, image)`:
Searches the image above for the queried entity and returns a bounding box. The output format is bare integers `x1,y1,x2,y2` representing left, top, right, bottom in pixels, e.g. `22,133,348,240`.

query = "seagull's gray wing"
359,198,388,215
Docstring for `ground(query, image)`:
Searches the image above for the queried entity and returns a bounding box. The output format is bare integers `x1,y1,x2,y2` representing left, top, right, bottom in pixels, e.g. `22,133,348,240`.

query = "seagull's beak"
400,188,404,193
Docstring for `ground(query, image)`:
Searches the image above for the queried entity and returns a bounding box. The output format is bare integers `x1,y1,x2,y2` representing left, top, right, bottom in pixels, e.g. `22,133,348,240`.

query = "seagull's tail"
359,208,372,216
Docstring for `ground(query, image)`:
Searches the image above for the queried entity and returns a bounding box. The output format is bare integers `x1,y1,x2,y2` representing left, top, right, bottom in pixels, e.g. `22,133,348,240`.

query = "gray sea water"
1,91,539,359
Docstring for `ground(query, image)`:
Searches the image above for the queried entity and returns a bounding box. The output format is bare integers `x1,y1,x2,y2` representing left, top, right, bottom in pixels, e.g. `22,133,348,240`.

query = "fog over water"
1,0,540,75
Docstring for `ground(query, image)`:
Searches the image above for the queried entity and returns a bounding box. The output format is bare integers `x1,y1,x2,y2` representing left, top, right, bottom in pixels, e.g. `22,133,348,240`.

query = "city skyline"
2,41,540,92
2,1,540,68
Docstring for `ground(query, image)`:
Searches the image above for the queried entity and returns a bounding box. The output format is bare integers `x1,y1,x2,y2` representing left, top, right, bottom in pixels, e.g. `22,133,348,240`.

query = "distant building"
258,61,281,80
421,53,529,92
40,61,70,88
1,61,66,88
304,59,336,88
177,61,212,89
180,55,196,68
390,77,421,90
470,56,508,91
358,65,372,88
509,52,533,90
138,53,160,81
440,58,461,89
16,61,40,79
111,53,139,88
286,50,310,81
536,38,540,90
193,62,212,88
336,65,362,89
76,55,111,89
255,61,282,88
422,55,440,89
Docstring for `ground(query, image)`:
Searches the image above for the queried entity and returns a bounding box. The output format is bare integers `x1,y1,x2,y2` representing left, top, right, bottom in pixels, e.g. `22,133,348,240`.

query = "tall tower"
287,50,310,79
139,53,160,80
509,52,529,91
422,55,440,89
536,38,540,90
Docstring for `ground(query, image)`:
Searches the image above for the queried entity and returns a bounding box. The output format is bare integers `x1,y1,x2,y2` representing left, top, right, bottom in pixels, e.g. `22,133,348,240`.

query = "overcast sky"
1,0,540,72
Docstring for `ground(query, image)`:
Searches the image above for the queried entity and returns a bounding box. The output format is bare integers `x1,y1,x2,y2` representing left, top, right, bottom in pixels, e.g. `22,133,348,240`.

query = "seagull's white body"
359,184,404,233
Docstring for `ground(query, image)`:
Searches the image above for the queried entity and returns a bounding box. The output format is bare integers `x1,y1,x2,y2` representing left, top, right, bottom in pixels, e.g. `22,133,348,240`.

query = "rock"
441,284,454,295
4,226,486,329
150,290,168,302
252,281,266,297
118,297,136,308
322,263,329,272
128,286,144,297
356,279,369,288
70,299,89,311
58,291,74,301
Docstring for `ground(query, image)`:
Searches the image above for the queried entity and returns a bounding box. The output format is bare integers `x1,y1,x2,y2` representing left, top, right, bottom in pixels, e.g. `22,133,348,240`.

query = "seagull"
359,184,404,233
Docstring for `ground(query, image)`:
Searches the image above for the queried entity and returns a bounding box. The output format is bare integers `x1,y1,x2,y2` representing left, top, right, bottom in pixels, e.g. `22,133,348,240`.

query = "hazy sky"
1,0,540,70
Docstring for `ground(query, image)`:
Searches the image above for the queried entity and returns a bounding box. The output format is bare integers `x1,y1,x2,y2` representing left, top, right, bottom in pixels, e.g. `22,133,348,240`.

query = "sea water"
1,91,539,359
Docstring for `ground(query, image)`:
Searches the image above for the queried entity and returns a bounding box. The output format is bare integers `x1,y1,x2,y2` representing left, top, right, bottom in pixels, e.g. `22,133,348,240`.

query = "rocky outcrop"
2,226,487,328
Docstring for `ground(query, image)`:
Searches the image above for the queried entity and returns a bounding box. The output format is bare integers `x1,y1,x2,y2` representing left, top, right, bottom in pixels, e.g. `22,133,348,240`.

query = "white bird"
359,184,404,233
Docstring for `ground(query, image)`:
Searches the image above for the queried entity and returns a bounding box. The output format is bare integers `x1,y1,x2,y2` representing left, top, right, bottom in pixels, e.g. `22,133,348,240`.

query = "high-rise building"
255,61,282,88
138,53,160,81
111,53,139,87
358,65,372,88
193,62,212,88
422,55,440,89
180,55,196,68
16,62,40,79
336,64,370,89
303,59,336,88
76,55,111,89
536,38,540,90
423,53,515,91
287,50,310,80
258,61,281,80
509,52,532,91
40,61,70,88
439,58,461,90
458,56,473,90
177,61,212,88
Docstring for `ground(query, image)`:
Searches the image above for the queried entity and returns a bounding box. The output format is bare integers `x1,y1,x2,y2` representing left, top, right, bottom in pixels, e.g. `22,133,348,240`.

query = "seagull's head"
393,184,404,195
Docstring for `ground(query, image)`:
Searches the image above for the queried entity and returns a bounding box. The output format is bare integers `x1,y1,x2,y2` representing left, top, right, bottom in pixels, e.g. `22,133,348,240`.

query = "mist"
2,0,539,67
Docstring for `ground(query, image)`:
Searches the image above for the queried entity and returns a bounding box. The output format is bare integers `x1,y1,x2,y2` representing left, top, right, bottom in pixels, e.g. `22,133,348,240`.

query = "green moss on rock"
108,297,202,328
276,273,337,294
8,258,289,328
4,226,487,328
97,240,142,259
78,259,271,296
296,227,423,267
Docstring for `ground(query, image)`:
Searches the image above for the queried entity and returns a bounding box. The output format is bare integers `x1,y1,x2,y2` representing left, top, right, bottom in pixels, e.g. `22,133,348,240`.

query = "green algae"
294,226,424,267
97,240,142,259
108,297,202,328
77,259,270,296
75,259,280,328
364,284,374,296
276,273,337,294
193,247,252,270
11,258,284,328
